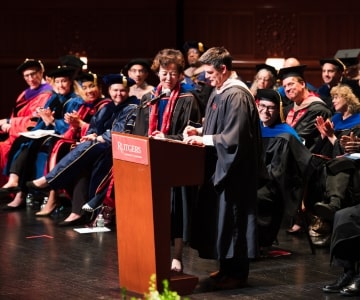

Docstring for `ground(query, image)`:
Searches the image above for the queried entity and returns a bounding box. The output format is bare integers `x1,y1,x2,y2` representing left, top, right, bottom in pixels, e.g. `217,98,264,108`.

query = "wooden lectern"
111,132,205,296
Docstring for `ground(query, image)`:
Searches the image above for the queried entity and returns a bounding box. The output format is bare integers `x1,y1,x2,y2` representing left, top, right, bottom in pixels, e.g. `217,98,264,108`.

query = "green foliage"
125,274,188,300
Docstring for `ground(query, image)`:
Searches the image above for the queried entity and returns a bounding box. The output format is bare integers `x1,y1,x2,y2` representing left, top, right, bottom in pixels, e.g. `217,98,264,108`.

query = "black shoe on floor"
322,272,353,293
56,213,90,227
1,202,26,212
340,275,360,296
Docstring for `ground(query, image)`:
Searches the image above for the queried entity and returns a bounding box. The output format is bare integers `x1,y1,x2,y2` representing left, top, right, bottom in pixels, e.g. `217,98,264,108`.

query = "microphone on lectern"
141,89,171,108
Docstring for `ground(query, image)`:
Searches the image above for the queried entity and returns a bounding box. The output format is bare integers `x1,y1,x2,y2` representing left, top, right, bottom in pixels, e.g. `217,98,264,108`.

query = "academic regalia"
4,90,84,186
190,81,262,280
285,97,332,151
330,204,360,266
133,83,202,139
132,84,202,242
257,130,312,247
0,82,52,185
307,113,360,208
44,96,139,200
48,97,115,171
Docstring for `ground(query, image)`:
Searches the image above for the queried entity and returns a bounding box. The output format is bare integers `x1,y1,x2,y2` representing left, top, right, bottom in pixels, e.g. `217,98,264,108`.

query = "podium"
111,132,205,296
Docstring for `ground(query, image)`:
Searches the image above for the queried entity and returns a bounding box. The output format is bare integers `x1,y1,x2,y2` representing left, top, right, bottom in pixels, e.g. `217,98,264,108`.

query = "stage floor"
0,202,342,299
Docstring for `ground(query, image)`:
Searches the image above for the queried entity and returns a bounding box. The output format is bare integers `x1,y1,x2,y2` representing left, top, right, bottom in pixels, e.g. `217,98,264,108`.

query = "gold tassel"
120,72,127,87
198,42,204,53
277,90,285,123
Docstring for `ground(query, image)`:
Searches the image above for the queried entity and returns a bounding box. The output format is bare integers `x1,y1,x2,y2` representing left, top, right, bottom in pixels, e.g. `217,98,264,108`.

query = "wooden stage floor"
0,201,345,299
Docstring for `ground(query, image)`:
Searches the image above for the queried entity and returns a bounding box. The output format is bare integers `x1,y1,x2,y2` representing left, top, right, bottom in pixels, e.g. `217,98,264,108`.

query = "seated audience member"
307,80,360,244
321,203,360,296
182,40,207,88
132,48,202,273
278,65,333,151
27,74,139,226
278,57,318,113
310,81,360,216
249,64,278,97
35,72,112,217
0,59,52,186
277,65,332,233
122,58,155,100
255,89,312,250
0,65,84,210
316,58,345,111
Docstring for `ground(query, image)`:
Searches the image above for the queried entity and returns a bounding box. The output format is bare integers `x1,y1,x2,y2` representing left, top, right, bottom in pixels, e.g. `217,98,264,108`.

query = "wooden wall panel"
1,1,360,117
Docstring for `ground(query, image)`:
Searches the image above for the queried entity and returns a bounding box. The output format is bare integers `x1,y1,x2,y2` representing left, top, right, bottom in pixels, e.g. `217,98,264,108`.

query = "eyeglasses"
258,103,277,112
23,71,39,78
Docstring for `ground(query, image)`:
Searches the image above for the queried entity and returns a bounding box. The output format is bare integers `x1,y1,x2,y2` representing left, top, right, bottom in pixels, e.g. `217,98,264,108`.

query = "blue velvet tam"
320,58,346,72
257,89,282,106
102,74,135,88
183,41,207,54
16,58,45,75
59,55,85,69
256,63,278,78
47,65,77,79
278,65,307,80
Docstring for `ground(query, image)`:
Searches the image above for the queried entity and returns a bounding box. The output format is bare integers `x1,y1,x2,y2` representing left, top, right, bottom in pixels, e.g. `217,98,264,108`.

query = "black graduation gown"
288,100,332,152
330,204,360,265
190,85,263,261
257,133,312,247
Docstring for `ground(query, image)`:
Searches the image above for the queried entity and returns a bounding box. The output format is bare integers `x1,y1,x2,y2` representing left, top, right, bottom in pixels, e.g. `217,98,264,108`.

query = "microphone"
141,89,171,108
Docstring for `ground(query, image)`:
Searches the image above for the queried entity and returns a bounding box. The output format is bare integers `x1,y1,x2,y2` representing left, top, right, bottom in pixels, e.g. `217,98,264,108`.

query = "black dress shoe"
26,181,50,191
0,186,21,197
322,272,353,293
1,202,26,212
314,202,338,221
56,214,89,227
340,276,360,296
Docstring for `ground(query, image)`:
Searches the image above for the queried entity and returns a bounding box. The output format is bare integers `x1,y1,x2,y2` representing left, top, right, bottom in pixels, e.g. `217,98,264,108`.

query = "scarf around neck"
148,83,180,136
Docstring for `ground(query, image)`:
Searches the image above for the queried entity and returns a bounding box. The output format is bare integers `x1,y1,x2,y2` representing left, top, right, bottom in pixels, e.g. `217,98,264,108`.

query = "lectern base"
170,273,199,296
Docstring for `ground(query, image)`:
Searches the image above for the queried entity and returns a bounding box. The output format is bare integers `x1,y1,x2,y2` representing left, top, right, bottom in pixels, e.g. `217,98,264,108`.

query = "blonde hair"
330,83,360,114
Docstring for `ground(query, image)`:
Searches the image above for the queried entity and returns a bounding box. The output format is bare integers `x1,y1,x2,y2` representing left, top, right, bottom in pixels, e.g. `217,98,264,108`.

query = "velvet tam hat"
256,63,278,78
183,41,207,54
77,72,99,86
320,58,346,72
59,55,85,69
278,65,307,80
257,89,282,106
340,77,360,100
47,65,77,79
16,58,45,75
335,49,360,67
102,74,135,88
122,58,151,75
77,72,96,83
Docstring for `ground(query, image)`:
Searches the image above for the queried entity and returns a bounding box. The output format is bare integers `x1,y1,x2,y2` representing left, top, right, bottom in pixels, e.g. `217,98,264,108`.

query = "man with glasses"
255,89,312,253
0,59,52,186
